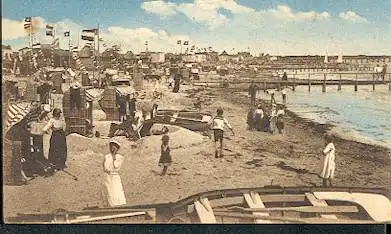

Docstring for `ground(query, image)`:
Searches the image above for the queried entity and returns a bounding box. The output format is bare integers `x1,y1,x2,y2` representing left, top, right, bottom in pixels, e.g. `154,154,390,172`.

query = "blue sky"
2,0,391,55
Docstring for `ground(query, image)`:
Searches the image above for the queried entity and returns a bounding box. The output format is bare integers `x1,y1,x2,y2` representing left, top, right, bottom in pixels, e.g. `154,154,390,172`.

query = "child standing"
209,108,235,158
320,134,336,187
159,135,172,176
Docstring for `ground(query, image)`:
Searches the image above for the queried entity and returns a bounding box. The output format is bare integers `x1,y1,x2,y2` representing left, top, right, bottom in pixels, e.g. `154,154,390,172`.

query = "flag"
64,31,70,37
46,24,54,30
82,28,98,34
32,43,41,48
177,40,181,45
191,45,195,50
25,17,32,23
183,41,189,45
145,41,148,46
81,35,95,41
24,24,31,29
46,31,53,36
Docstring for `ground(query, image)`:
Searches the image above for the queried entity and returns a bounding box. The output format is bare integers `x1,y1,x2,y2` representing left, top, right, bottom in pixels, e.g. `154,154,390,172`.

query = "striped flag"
25,17,32,22
177,40,181,45
82,28,98,34
81,34,95,41
183,41,189,45
64,31,70,37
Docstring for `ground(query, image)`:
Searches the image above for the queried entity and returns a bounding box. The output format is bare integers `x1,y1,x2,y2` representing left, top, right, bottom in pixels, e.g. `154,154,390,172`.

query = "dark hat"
52,108,62,116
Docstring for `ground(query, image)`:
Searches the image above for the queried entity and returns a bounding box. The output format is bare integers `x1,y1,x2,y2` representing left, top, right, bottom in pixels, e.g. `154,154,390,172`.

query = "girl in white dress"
320,135,336,187
102,140,126,207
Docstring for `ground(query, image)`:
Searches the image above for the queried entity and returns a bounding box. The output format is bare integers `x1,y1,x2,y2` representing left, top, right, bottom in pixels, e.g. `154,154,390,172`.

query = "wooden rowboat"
7,186,391,224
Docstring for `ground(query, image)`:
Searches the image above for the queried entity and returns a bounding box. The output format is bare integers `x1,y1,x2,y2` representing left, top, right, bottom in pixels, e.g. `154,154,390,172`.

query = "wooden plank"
194,198,217,224
305,193,337,220
215,205,358,213
260,194,306,203
244,192,271,224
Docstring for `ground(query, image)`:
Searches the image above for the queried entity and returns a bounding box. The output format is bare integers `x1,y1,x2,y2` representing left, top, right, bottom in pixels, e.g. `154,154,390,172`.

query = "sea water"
255,84,391,149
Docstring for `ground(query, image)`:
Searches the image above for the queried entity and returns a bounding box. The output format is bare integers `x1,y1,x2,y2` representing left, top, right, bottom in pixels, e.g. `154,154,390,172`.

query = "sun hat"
109,140,121,148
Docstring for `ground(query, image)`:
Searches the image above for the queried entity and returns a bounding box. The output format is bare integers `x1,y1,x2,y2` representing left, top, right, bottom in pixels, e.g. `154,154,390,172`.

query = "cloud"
2,18,25,40
141,0,177,16
141,0,254,29
268,5,330,21
339,11,367,22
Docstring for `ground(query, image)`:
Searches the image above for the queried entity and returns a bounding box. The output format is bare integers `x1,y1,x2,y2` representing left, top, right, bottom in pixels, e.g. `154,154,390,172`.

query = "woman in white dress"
102,140,126,207
320,135,336,187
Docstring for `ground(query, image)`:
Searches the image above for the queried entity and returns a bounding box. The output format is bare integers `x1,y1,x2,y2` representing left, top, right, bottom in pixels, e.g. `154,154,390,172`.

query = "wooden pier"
193,72,391,92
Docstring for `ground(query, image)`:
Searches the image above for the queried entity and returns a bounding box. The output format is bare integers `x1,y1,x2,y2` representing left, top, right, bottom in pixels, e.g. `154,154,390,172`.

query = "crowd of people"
32,74,337,208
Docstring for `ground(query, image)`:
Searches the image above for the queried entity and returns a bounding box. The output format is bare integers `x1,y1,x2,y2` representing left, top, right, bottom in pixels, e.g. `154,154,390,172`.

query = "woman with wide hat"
42,108,68,170
102,140,126,207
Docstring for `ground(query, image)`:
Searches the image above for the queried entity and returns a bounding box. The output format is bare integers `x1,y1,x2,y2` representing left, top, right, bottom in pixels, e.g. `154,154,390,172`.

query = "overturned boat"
154,109,212,132
7,186,391,224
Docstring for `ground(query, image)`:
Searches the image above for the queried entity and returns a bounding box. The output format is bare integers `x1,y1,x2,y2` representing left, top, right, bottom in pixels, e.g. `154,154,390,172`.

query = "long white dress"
102,154,126,207
320,143,336,179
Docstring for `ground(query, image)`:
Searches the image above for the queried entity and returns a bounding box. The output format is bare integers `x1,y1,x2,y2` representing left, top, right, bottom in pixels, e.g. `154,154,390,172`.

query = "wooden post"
308,73,311,92
338,73,342,91
263,81,266,93
354,74,358,92
389,73,391,92
277,81,281,91
322,73,326,93
372,73,375,91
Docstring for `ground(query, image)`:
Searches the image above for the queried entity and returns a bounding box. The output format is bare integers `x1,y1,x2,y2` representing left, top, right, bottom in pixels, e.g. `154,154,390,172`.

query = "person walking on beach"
253,104,264,132
102,140,126,207
247,107,255,131
320,135,336,187
158,135,172,176
173,72,182,93
248,81,258,106
208,108,235,158
276,105,286,135
269,103,277,134
42,108,67,170
281,88,287,104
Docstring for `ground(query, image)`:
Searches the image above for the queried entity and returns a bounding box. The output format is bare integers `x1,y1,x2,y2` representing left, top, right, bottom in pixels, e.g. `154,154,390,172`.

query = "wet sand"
3,84,391,220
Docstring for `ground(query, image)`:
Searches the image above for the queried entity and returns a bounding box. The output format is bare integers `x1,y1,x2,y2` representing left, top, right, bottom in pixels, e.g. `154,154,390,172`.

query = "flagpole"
68,31,71,69
97,23,100,75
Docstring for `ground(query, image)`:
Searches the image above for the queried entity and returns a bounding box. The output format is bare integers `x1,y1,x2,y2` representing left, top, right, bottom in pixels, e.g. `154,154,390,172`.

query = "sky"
2,0,391,55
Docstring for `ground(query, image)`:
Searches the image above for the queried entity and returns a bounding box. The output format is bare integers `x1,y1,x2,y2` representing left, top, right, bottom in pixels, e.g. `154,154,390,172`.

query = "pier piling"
338,74,342,91
372,73,375,91
354,74,358,92
308,74,311,92
322,74,326,93
263,81,266,93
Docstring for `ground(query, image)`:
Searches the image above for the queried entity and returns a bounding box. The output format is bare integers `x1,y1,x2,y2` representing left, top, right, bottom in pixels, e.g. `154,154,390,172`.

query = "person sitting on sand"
208,107,235,158
102,140,126,207
320,134,336,187
159,135,172,176
253,104,264,132
276,105,286,135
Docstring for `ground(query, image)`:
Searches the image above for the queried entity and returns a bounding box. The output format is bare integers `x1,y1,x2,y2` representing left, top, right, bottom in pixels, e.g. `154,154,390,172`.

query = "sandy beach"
3,84,391,220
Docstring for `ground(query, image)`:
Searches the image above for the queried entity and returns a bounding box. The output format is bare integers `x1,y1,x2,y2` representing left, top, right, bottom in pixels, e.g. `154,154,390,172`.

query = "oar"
61,169,79,181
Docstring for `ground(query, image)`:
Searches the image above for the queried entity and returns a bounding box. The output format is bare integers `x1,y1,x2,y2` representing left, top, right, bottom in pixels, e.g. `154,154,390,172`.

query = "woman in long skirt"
42,108,67,170
102,140,126,207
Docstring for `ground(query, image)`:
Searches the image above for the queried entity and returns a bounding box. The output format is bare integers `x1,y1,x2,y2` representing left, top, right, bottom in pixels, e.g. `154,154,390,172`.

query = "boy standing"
209,108,235,158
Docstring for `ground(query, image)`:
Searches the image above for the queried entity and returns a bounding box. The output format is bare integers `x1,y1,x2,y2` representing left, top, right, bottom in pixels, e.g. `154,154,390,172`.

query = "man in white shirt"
208,108,235,158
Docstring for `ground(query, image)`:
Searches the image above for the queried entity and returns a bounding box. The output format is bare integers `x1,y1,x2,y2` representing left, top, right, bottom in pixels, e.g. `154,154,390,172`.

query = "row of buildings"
2,44,391,75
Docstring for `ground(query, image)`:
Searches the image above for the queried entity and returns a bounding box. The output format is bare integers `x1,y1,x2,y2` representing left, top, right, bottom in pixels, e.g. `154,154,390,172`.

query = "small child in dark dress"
159,135,172,176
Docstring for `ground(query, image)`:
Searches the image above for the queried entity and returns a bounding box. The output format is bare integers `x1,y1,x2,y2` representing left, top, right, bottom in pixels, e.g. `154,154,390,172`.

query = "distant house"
182,53,207,63
150,52,165,63
2,45,12,60
219,50,230,62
